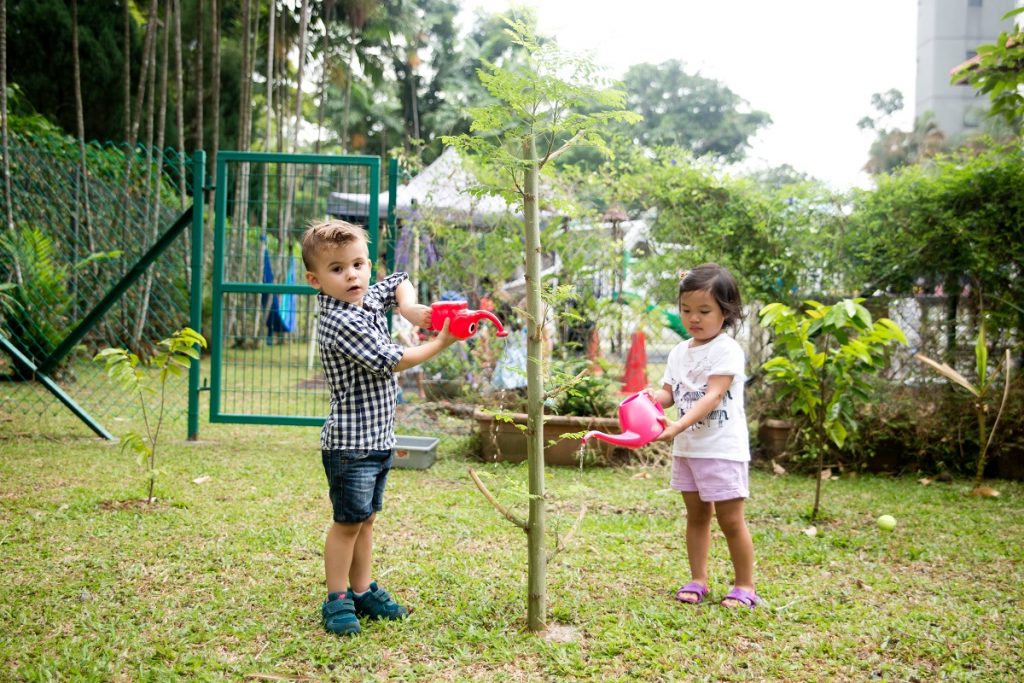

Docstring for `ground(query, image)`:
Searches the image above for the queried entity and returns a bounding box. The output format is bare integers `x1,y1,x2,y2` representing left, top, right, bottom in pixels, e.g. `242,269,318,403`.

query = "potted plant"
475,358,626,466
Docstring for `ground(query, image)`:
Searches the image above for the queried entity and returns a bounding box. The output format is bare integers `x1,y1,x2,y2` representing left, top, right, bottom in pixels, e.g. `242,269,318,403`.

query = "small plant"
759,298,907,521
0,226,120,377
915,322,1012,493
547,358,617,418
94,327,207,504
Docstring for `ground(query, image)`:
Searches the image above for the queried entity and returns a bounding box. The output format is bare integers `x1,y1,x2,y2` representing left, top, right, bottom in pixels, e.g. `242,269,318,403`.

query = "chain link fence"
0,133,196,434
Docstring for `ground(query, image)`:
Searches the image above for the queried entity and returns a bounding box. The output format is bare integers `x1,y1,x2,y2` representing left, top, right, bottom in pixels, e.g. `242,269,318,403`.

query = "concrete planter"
758,419,794,458
473,409,625,466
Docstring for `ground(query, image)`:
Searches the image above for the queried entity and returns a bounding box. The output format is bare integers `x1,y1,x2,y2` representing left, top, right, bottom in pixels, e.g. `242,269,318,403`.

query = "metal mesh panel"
210,155,377,423
0,134,196,432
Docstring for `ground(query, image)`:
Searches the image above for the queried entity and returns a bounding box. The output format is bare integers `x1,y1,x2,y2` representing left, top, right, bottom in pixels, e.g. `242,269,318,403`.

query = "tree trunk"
131,0,158,145
260,0,275,237
122,0,131,144
71,0,96,322
943,273,959,368
209,0,220,171
195,0,204,152
173,0,185,204
342,32,355,153
132,6,162,349
523,136,546,633
281,0,309,257
0,0,11,233
233,0,252,329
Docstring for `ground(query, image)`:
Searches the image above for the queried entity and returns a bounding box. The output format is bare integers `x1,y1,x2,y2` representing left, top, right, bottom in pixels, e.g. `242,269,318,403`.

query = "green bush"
547,358,617,418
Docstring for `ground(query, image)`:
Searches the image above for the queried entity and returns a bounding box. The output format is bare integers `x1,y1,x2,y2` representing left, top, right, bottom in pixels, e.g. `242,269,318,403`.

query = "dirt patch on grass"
97,498,173,512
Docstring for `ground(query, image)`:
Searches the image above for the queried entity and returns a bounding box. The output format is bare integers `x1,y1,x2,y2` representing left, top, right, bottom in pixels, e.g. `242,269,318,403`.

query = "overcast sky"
457,0,919,190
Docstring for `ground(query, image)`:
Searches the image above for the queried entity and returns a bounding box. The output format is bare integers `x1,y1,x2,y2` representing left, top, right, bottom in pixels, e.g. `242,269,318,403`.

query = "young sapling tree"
444,19,639,632
94,327,206,504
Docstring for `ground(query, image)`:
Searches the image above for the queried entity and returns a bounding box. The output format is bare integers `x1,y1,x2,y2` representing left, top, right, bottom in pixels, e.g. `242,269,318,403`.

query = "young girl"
649,263,758,609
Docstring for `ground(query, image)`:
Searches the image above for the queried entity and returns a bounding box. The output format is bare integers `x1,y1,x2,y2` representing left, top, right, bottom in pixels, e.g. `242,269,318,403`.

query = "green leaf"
826,420,848,448
975,324,988,390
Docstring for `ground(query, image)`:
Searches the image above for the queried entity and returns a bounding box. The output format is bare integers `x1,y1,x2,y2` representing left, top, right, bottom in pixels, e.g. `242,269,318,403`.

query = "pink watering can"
430,301,509,340
583,392,666,449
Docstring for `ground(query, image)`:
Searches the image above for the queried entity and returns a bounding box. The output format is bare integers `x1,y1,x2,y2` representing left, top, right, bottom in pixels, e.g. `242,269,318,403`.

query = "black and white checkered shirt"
316,272,408,451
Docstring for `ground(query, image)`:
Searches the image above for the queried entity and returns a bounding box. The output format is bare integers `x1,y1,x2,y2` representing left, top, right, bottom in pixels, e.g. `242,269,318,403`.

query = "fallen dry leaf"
192,475,212,485
630,471,651,479
772,460,787,476
855,578,872,591
918,477,933,486
969,486,1000,498
820,468,832,480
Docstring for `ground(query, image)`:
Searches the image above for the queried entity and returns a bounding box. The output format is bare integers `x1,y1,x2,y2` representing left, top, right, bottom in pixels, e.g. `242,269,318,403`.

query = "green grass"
2,414,1022,681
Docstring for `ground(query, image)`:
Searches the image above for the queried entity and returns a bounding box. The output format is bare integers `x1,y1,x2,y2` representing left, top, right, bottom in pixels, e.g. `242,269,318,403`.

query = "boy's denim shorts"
322,448,393,524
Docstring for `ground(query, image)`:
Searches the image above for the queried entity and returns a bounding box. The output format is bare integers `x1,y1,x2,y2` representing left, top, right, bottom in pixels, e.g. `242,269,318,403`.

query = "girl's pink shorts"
670,456,749,502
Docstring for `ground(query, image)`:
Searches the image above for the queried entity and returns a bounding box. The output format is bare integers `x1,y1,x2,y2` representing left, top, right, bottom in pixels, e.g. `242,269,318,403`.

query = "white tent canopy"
327,147,518,227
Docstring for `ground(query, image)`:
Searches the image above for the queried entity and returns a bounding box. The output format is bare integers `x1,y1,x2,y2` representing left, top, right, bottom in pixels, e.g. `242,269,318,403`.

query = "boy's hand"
435,318,459,348
400,303,431,329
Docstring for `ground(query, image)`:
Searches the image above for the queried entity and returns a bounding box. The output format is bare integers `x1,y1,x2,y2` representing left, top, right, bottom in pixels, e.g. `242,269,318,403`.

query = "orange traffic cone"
621,329,648,394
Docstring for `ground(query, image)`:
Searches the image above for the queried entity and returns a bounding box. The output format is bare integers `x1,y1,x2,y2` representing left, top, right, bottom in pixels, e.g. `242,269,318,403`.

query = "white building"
915,0,1019,137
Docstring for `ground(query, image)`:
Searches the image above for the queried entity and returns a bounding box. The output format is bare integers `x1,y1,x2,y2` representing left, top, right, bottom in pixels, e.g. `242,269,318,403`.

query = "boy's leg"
714,498,756,606
325,521,363,595
679,491,714,603
348,513,375,593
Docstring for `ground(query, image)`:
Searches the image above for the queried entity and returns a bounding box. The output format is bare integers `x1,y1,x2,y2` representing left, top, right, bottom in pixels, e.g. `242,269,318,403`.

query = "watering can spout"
474,310,509,337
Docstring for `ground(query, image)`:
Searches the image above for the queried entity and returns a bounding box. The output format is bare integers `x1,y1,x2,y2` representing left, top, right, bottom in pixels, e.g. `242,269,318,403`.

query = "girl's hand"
655,418,681,442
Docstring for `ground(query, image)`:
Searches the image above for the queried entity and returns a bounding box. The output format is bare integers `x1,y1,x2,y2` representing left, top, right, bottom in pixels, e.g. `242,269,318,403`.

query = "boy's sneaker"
352,582,409,620
322,593,361,635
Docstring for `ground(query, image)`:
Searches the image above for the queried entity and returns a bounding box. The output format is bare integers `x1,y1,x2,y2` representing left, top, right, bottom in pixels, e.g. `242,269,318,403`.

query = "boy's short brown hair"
301,219,370,271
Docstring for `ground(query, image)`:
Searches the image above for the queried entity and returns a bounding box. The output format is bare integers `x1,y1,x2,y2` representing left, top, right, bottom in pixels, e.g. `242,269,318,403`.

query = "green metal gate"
206,151,391,427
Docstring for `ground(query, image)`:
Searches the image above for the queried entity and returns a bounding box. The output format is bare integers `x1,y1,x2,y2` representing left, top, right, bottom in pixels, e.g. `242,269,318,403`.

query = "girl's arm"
655,374,733,441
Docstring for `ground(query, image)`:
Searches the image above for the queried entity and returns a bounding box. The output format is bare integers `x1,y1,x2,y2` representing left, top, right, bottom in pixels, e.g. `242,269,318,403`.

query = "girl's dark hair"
678,263,743,329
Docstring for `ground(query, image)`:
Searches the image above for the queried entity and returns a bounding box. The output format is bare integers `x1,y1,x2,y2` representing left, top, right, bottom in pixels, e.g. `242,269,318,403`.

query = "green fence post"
188,150,207,440
385,156,397,274
367,156,382,277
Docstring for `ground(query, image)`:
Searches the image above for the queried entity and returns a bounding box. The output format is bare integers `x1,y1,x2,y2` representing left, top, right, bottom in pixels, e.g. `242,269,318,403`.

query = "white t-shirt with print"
659,333,750,462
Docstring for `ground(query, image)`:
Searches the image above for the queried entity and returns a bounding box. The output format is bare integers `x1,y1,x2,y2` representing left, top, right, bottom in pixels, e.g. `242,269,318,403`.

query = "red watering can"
583,392,665,449
430,301,509,340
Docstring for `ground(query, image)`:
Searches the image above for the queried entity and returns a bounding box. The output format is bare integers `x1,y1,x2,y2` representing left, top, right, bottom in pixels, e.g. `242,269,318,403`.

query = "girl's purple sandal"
720,587,760,609
674,582,709,604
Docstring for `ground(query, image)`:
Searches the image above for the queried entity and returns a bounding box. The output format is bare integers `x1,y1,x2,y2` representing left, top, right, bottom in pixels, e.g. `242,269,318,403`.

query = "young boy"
301,219,457,636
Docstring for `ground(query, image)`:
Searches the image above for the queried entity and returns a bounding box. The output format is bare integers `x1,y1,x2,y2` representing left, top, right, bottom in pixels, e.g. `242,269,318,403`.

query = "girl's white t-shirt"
660,333,750,462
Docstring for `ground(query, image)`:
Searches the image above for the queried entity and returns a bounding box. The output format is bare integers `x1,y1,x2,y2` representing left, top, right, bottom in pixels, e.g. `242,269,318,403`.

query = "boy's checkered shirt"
316,272,408,451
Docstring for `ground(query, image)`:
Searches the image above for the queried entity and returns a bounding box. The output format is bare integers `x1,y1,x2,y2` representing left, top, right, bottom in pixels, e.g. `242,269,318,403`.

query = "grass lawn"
2,414,1022,681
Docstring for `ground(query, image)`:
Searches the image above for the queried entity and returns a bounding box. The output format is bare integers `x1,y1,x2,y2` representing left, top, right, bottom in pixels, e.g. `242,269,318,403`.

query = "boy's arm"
395,279,431,329
394,318,458,372
655,374,733,441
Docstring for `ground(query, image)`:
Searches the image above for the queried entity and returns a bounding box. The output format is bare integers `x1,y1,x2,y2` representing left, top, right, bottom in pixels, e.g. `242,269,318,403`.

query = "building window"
968,0,982,7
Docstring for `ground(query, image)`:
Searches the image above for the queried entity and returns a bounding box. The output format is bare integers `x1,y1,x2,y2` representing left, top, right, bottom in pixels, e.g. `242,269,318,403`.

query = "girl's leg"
348,513,376,593
324,521,363,595
714,498,755,606
678,491,714,603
